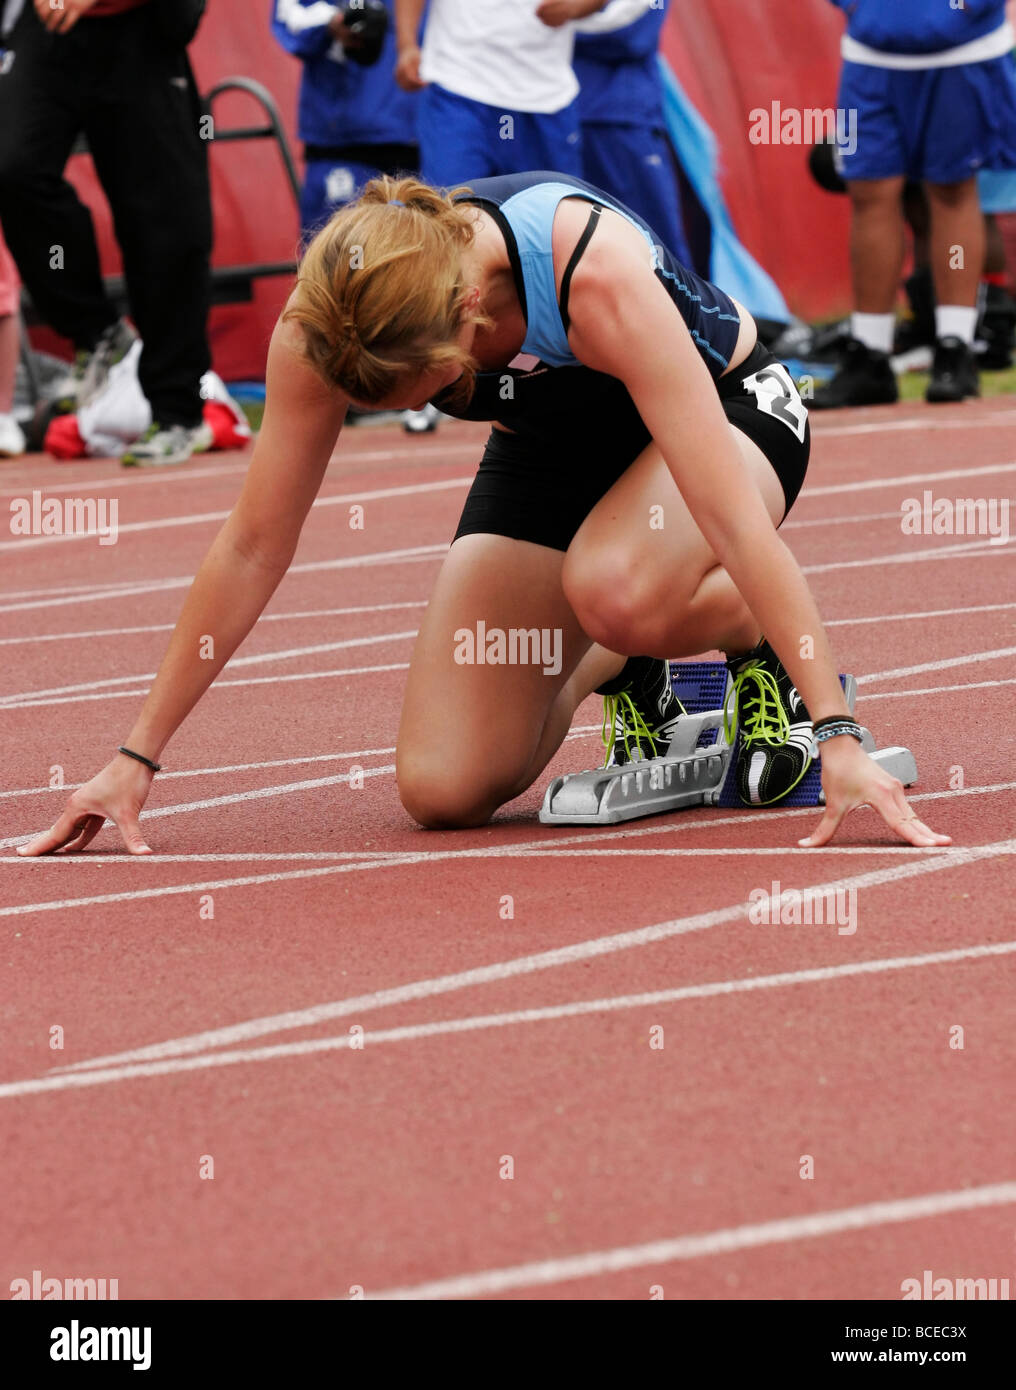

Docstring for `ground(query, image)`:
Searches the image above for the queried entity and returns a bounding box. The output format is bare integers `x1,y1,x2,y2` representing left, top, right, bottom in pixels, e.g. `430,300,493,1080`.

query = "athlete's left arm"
563,213,951,848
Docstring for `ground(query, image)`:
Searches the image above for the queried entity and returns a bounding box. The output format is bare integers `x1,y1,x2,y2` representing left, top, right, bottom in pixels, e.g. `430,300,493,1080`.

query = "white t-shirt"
420,0,653,114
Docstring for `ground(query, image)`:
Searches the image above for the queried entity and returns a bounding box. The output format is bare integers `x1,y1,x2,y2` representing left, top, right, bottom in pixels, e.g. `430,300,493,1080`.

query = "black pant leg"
82,9,212,426
0,6,117,348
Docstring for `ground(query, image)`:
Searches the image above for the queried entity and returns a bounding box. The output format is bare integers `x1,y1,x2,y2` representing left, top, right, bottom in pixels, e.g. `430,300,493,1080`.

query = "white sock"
851,312,894,354
935,305,977,345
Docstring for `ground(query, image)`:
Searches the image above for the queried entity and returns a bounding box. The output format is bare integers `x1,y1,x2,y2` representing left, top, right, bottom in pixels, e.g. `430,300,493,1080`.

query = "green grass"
896,362,1016,400
240,402,264,431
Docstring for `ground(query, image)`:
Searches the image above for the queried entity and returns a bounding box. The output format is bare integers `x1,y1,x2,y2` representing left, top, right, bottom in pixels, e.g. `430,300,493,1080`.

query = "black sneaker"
977,283,1016,370
925,336,980,403
808,337,899,410
724,639,813,805
598,657,686,767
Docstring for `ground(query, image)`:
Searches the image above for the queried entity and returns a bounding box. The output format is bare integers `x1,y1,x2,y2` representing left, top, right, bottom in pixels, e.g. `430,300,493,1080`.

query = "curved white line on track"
30,840,1014,1072
0,661,413,712
0,936,1011,1103
0,599,429,648
858,647,1016,685
860,676,1016,700
0,631,419,706
0,545,447,615
0,475,474,552
366,1181,1016,1300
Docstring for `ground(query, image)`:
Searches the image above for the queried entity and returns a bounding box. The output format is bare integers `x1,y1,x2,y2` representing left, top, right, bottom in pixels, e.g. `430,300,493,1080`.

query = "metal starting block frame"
539,661,918,826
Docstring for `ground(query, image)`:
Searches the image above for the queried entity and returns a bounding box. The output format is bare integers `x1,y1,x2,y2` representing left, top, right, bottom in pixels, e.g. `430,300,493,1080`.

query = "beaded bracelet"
810,719,864,757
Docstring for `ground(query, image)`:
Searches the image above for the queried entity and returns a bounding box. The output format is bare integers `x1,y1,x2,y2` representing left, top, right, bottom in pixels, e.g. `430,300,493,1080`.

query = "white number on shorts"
741,362,808,443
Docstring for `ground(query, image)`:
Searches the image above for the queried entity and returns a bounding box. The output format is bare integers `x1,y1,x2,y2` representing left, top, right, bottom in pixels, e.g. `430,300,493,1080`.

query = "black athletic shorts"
452,344,811,553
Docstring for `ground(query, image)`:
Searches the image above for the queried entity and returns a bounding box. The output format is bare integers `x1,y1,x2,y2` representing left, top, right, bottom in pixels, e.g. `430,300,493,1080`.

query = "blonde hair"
283,175,489,407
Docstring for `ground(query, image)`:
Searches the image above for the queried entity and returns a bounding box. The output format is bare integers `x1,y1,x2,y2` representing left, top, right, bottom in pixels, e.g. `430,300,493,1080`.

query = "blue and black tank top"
432,170,743,440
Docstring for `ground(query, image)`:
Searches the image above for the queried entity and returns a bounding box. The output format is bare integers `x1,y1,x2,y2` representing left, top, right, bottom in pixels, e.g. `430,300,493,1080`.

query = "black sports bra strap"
559,203,603,333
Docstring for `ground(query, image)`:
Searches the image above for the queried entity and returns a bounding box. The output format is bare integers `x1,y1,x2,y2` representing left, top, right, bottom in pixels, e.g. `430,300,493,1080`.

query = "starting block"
539,661,918,826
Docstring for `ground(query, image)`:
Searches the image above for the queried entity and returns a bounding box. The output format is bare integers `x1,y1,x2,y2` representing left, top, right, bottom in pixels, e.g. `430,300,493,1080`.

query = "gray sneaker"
74,319,138,411
122,421,214,467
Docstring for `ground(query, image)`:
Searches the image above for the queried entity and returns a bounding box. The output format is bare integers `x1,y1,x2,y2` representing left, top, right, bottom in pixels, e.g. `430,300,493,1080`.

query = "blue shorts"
418,83,583,187
837,53,1016,183
581,123,693,268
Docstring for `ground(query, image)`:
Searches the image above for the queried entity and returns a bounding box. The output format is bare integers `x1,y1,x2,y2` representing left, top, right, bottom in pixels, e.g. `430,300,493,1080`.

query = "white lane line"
861,677,1016,700
0,661,412,712
5,628,1012,715
41,842,1014,1071
1,936,1010,1100
826,600,1016,628
0,766,395,852
803,538,1009,575
2,745,1011,859
1,597,1010,660
0,476,473,552
813,412,1016,436
0,630,419,706
0,727,601,804
801,458,1016,499
0,460,251,498
0,600,429,648
0,439,480,501
0,748,397,801
0,846,950,867
0,545,447,615
367,1181,1016,1300
859,646,1016,685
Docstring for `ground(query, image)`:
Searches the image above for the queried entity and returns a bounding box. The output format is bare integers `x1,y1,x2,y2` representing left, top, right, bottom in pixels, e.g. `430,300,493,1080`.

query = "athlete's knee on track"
562,546,672,653
397,755,506,830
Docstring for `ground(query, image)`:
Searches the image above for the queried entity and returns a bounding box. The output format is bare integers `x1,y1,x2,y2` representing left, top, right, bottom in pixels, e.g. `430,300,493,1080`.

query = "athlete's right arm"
16,316,348,857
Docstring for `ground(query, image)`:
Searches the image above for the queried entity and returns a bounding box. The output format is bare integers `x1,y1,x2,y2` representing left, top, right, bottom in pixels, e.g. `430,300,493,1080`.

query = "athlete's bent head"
283,176,489,410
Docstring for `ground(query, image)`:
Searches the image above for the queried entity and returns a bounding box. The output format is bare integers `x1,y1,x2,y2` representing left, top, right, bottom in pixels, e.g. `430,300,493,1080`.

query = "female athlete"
18,172,950,855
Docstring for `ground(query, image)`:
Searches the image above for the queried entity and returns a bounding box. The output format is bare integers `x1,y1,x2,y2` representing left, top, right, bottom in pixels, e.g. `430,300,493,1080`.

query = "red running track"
1,401,1015,1300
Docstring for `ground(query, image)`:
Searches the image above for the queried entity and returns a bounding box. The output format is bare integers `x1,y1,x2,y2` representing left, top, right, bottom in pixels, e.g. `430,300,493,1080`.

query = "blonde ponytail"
283,176,488,406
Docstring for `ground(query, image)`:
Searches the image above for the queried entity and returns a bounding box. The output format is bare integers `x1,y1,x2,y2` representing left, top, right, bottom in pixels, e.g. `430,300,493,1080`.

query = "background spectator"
0,0,213,465
271,0,419,241
812,0,1016,408
574,0,692,267
394,0,652,187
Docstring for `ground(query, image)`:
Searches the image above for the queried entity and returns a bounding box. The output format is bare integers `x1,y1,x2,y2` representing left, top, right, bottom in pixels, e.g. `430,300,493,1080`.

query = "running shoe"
55,318,137,413
0,413,27,457
926,336,980,403
122,421,213,467
599,656,686,767
723,639,813,805
808,338,898,409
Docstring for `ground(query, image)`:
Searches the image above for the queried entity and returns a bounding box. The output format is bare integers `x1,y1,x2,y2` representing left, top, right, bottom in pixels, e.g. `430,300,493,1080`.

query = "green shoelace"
601,685,687,767
723,661,791,748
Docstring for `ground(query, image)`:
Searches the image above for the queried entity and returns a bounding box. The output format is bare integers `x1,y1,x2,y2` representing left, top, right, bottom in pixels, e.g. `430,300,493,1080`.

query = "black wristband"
118,746,162,772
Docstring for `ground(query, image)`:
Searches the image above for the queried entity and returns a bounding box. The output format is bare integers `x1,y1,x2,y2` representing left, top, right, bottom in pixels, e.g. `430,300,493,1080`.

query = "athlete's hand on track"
16,756,156,857
800,738,952,849
33,0,100,35
395,43,425,90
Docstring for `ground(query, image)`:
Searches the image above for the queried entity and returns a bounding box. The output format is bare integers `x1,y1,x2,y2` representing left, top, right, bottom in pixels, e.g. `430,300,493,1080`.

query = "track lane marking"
365,1181,1016,1300
2,930,1013,1100
30,840,1013,1073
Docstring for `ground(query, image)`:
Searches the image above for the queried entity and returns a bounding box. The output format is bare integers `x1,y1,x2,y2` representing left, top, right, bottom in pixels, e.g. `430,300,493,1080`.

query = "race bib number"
741,361,808,443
